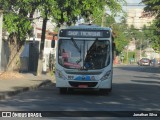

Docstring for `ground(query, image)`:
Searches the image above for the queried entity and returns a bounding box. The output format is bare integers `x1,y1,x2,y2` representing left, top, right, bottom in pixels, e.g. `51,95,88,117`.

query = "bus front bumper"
56,78,112,89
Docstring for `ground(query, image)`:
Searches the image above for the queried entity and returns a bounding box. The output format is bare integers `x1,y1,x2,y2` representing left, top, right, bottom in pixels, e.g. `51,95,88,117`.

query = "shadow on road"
131,80,160,84
0,81,159,112
114,65,160,74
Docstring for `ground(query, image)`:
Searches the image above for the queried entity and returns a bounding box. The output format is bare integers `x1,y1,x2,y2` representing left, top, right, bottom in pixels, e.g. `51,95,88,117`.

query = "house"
126,8,154,29
144,47,159,59
20,29,58,73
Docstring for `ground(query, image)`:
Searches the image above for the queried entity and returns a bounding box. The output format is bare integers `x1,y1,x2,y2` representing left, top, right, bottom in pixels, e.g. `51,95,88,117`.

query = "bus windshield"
58,39,110,70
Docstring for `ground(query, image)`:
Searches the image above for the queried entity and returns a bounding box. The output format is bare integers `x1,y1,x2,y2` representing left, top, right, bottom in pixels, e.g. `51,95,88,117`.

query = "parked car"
137,58,151,66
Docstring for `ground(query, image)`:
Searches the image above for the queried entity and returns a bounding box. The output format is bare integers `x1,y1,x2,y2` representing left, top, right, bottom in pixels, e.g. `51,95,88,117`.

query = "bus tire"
68,88,74,93
99,89,109,95
108,88,112,92
59,88,67,94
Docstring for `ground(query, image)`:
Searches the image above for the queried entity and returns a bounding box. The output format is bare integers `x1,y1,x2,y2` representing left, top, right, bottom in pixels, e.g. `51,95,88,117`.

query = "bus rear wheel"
59,88,67,94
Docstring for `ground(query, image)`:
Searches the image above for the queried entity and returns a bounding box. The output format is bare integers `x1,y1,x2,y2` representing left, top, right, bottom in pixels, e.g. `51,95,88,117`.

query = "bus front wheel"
59,88,67,94
99,89,110,95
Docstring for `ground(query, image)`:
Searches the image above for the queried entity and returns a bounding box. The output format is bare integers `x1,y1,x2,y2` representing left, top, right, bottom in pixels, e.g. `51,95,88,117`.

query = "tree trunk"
36,15,48,76
6,33,23,71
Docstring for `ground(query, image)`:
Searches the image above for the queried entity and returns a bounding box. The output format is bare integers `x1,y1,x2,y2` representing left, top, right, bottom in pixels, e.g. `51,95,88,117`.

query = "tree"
148,22,160,52
104,16,129,54
0,0,39,71
89,0,125,25
113,23,128,54
142,0,160,52
0,0,125,73
36,0,126,75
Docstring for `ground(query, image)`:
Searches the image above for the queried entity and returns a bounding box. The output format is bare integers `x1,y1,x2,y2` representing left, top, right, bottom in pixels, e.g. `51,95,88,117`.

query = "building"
127,38,136,51
144,47,159,59
126,8,154,29
126,8,159,60
0,10,3,71
1,9,58,72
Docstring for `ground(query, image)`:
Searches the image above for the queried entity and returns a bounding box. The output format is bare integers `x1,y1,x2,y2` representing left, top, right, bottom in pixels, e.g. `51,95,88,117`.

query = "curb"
0,80,52,100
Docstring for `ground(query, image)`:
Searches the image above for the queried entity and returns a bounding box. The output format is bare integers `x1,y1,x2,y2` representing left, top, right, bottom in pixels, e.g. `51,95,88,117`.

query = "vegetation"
142,0,160,52
0,0,125,73
102,16,129,55
112,21,128,55
0,0,35,71
122,51,135,64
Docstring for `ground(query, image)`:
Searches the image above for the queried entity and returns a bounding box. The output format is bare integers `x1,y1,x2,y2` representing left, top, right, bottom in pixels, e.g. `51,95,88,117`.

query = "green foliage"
91,0,125,25
114,36,128,54
1,0,125,40
0,0,127,52
142,0,160,17
128,23,160,52
0,0,127,72
149,21,160,52
1,0,35,42
142,0,160,51
4,13,32,40
112,19,129,54
122,51,136,64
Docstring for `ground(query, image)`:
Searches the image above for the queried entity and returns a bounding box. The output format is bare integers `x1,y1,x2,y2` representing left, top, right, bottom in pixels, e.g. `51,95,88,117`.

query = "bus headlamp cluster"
55,69,67,80
100,70,111,81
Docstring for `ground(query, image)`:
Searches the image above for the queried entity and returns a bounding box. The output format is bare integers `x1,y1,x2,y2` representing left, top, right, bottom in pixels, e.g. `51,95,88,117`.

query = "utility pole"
101,14,104,27
36,7,48,76
0,10,3,71
140,39,142,59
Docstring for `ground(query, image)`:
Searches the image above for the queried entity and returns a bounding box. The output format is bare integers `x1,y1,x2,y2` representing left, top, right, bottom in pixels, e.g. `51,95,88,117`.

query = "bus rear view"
55,24,113,94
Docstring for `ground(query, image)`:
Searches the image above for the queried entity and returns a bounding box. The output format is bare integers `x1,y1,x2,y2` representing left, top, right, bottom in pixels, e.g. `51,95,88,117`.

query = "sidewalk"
0,72,55,100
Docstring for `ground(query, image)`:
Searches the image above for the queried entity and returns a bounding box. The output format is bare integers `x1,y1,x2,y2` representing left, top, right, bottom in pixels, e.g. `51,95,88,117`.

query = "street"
0,65,160,119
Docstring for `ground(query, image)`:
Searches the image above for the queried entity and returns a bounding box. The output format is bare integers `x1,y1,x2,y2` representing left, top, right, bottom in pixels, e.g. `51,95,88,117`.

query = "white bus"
55,24,114,94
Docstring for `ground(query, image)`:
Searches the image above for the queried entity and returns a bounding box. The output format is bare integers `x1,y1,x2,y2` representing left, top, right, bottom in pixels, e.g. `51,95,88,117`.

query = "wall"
0,11,3,71
1,41,10,71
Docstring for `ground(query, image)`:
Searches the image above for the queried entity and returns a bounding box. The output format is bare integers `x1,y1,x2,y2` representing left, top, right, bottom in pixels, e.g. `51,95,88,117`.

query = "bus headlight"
55,69,67,80
100,70,111,81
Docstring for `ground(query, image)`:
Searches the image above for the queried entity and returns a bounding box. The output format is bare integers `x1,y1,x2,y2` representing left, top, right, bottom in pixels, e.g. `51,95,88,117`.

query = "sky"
126,0,142,3
124,0,145,10
114,0,145,22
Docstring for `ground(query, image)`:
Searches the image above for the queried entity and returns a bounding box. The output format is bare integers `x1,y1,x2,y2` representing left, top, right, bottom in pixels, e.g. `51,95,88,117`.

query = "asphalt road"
0,65,159,120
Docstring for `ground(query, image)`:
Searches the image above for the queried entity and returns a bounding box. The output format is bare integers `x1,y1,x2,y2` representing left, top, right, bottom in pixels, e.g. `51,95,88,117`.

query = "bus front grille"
69,81,98,87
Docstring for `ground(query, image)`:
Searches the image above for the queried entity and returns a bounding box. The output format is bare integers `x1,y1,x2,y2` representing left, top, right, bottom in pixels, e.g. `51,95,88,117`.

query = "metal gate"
28,41,39,72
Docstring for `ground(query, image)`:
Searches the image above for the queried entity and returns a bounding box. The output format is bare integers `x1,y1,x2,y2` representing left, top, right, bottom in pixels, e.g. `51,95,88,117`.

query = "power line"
122,5,146,6
124,3,144,4
121,3,146,6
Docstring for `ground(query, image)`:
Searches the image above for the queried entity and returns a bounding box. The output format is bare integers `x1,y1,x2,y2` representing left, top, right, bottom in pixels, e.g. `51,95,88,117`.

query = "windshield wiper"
71,38,82,64
71,38,81,53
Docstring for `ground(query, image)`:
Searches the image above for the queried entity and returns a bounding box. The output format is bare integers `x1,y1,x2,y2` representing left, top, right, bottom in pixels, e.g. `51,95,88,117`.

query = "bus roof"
64,24,111,31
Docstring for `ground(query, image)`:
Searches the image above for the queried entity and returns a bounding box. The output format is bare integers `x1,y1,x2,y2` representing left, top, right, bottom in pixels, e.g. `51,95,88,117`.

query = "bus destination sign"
59,29,110,38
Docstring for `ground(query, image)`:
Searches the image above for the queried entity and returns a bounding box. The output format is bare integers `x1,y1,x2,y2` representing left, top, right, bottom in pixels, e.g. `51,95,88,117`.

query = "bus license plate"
78,85,88,88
